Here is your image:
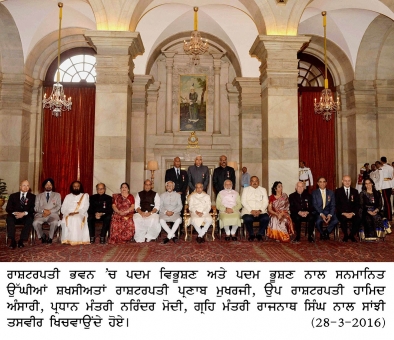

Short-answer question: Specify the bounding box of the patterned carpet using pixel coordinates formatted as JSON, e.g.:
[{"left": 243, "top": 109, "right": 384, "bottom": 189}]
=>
[{"left": 1, "top": 227, "right": 393, "bottom": 262}]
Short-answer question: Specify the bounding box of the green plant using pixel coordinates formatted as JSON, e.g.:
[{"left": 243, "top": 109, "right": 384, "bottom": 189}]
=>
[{"left": 0, "top": 178, "right": 8, "bottom": 199}]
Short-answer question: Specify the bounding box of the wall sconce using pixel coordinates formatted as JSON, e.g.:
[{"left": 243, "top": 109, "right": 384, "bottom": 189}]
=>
[
  {"left": 147, "top": 160, "right": 159, "bottom": 189},
  {"left": 227, "top": 161, "right": 238, "bottom": 171}
]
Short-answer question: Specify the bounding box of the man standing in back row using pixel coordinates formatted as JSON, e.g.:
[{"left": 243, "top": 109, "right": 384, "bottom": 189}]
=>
[
  {"left": 212, "top": 155, "right": 236, "bottom": 195},
  {"left": 299, "top": 161, "right": 313, "bottom": 192},
  {"left": 188, "top": 155, "right": 209, "bottom": 193}
]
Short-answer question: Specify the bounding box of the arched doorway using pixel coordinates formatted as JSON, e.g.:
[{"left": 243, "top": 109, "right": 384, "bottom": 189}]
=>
[
  {"left": 41, "top": 47, "right": 96, "bottom": 198},
  {"left": 298, "top": 52, "right": 337, "bottom": 190}
]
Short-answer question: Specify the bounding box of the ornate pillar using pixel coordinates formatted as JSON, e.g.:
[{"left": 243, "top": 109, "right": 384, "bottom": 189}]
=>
[
  {"left": 212, "top": 52, "right": 224, "bottom": 134},
  {"left": 84, "top": 30, "right": 144, "bottom": 194},
  {"left": 163, "top": 52, "right": 176, "bottom": 134},
  {"left": 232, "top": 78, "right": 262, "bottom": 181},
  {"left": 250, "top": 35, "right": 310, "bottom": 190}
]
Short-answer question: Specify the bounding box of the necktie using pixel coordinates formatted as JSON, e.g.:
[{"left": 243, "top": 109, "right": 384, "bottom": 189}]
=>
[
  {"left": 177, "top": 169, "right": 179, "bottom": 178},
  {"left": 346, "top": 188, "right": 349, "bottom": 199},
  {"left": 321, "top": 190, "right": 326, "bottom": 209},
  {"left": 20, "top": 193, "right": 26, "bottom": 207},
  {"left": 46, "top": 192, "right": 50, "bottom": 202}
]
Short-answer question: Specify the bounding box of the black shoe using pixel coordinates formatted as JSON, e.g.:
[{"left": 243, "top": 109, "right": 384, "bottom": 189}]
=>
[
  {"left": 18, "top": 240, "right": 24, "bottom": 248},
  {"left": 47, "top": 238, "right": 52, "bottom": 244},
  {"left": 10, "top": 239, "right": 17, "bottom": 249},
  {"left": 201, "top": 237, "right": 205, "bottom": 243},
  {"left": 256, "top": 234, "right": 263, "bottom": 241},
  {"left": 100, "top": 237, "right": 105, "bottom": 244},
  {"left": 342, "top": 236, "right": 348, "bottom": 242},
  {"left": 232, "top": 236, "right": 237, "bottom": 241},
  {"left": 225, "top": 236, "right": 231, "bottom": 241},
  {"left": 248, "top": 235, "right": 255, "bottom": 242},
  {"left": 172, "top": 237, "right": 178, "bottom": 243},
  {"left": 325, "top": 231, "right": 330, "bottom": 240},
  {"left": 308, "top": 236, "right": 314, "bottom": 243},
  {"left": 349, "top": 236, "right": 357, "bottom": 243},
  {"left": 41, "top": 234, "right": 48, "bottom": 244},
  {"left": 162, "top": 237, "right": 170, "bottom": 244},
  {"left": 197, "top": 237, "right": 203, "bottom": 243},
  {"left": 90, "top": 237, "right": 95, "bottom": 244}
]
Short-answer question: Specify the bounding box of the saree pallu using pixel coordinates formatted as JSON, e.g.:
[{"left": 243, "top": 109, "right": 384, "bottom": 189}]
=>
[{"left": 267, "top": 194, "right": 294, "bottom": 242}]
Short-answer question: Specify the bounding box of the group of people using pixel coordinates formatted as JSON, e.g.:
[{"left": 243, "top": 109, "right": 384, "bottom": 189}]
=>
[{"left": 5, "top": 154, "right": 393, "bottom": 249}]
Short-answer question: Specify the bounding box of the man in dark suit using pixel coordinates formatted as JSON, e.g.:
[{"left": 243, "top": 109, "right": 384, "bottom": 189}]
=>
[
  {"left": 88, "top": 182, "right": 113, "bottom": 244},
  {"left": 188, "top": 155, "right": 209, "bottom": 193},
  {"left": 165, "top": 156, "right": 189, "bottom": 204},
  {"left": 312, "top": 177, "right": 339, "bottom": 240},
  {"left": 6, "top": 180, "right": 36, "bottom": 249},
  {"left": 335, "top": 175, "right": 360, "bottom": 242},
  {"left": 289, "top": 181, "right": 315, "bottom": 243},
  {"left": 212, "top": 155, "right": 236, "bottom": 195}
]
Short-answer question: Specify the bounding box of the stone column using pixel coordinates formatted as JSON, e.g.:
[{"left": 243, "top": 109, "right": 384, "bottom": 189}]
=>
[
  {"left": 250, "top": 35, "right": 310, "bottom": 190},
  {"left": 163, "top": 52, "right": 176, "bottom": 134},
  {"left": 211, "top": 53, "right": 225, "bottom": 134},
  {"left": 84, "top": 31, "right": 144, "bottom": 194},
  {"left": 129, "top": 75, "right": 153, "bottom": 194},
  {"left": 232, "top": 78, "right": 262, "bottom": 181}
]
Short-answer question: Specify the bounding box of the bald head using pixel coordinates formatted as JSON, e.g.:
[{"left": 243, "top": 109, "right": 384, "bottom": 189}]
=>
[
  {"left": 342, "top": 175, "right": 351, "bottom": 188},
  {"left": 20, "top": 180, "right": 30, "bottom": 193},
  {"left": 295, "top": 181, "right": 304, "bottom": 194}
]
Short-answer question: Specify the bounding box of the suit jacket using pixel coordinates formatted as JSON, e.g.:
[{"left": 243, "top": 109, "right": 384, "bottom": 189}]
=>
[
  {"left": 312, "top": 188, "right": 336, "bottom": 216},
  {"left": 335, "top": 186, "right": 359, "bottom": 217},
  {"left": 34, "top": 191, "right": 61, "bottom": 216},
  {"left": 6, "top": 191, "right": 36, "bottom": 218},
  {"left": 165, "top": 167, "right": 189, "bottom": 196},
  {"left": 88, "top": 193, "right": 113, "bottom": 217},
  {"left": 289, "top": 190, "right": 314, "bottom": 215},
  {"left": 187, "top": 165, "right": 209, "bottom": 192},
  {"left": 212, "top": 166, "right": 236, "bottom": 194}
]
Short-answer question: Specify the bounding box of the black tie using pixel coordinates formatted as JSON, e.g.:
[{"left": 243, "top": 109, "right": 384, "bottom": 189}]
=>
[
  {"left": 46, "top": 192, "right": 50, "bottom": 202},
  {"left": 176, "top": 169, "right": 179, "bottom": 178},
  {"left": 346, "top": 188, "right": 349, "bottom": 199},
  {"left": 20, "top": 193, "right": 26, "bottom": 207}
]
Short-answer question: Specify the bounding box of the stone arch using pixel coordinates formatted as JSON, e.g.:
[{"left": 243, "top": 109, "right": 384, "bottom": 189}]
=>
[
  {"left": 303, "top": 35, "right": 354, "bottom": 88},
  {"left": 0, "top": 4, "right": 24, "bottom": 74},
  {"left": 25, "top": 28, "right": 93, "bottom": 81},
  {"left": 287, "top": 0, "right": 313, "bottom": 35},
  {"left": 355, "top": 15, "right": 394, "bottom": 80},
  {"left": 145, "top": 32, "right": 242, "bottom": 77}
]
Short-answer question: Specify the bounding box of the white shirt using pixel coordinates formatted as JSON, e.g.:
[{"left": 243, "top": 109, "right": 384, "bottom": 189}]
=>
[
  {"left": 241, "top": 186, "right": 268, "bottom": 215},
  {"left": 380, "top": 164, "right": 393, "bottom": 189}
]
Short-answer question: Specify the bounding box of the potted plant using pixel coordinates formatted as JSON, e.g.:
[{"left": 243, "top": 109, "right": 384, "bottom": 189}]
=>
[{"left": 0, "top": 178, "right": 8, "bottom": 211}]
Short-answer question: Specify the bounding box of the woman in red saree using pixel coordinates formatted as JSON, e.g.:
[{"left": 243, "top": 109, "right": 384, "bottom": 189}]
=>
[
  {"left": 108, "top": 183, "right": 135, "bottom": 244},
  {"left": 267, "top": 181, "right": 294, "bottom": 242}
]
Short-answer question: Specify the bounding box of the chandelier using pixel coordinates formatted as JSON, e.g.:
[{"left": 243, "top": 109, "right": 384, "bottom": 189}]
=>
[
  {"left": 314, "top": 11, "right": 339, "bottom": 121},
  {"left": 42, "top": 2, "right": 72, "bottom": 117},
  {"left": 183, "top": 7, "right": 209, "bottom": 65}
]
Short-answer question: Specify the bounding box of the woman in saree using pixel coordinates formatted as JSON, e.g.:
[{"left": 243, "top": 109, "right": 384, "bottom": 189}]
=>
[
  {"left": 359, "top": 178, "right": 383, "bottom": 238},
  {"left": 267, "top": 181, "right": 294, "bottom": 242},
  {"left": 108, "top": 182, "right": 135, "bottom": 244}
]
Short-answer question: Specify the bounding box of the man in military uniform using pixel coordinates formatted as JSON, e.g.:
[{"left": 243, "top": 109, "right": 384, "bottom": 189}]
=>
[{"left": 299, "top": 161, "right": 313, "bottom": 191}]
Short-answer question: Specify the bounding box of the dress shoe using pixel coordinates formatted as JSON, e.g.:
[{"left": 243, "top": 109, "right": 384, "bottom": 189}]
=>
[
  {"left": 308, "top": 236, "right": 314, "bottom": 243},
  {"left": 201, "top": 237, "right": 205, "bottom": 243},
  {"left": 90, "top": 237, "right": 95, "bottom": 244},
  {"left": 47, "top": 238, "right": 53, "bottom": 244},
  {"left": 225, "top": 236, "right": 231, "bottom": 241},
  {"left": 231, "top": 236, "right": 237, "bottom": 241},
  {"left": 162, "top": 237, "right": 170, "bottom": 244},
  {"left": 248, "top": 235, "right": 255, "bottom": 242},
  {"left": 291, "top": 239, "right": 300, "bottom": 244},
  {"left": 256, "top": 234, "right": 263, "bottom": 241},
  {"left": 342, "top": 236, "right": 348, "bottom": 242},
  {"left": 172, "top": 237, "right": 178, "bottom": 243},
  {"left": 325, "top": 231, "right": 330, "bottom": 240},
  {"left": 41, "top": 234, "right": 48, "bottom": 244},
  {"left": 349, "top": 236, "right": 357, "bottom": 243},
  {"left": 9, "top": 239, "right": 17, "bottom": 249},
  {"left": 18, "top": 240, "right": 24, "bottom": 248},
  {"left": 196, "top": 236, "right": 203, "bottom": 243},
  {"left": 100, "top": 237, "right": 105, "bottom": 244}
]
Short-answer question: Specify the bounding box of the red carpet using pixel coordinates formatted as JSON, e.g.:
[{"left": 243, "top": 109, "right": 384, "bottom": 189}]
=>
[{"left": 1, "top": 228, "right": 393, "bottom": 262}]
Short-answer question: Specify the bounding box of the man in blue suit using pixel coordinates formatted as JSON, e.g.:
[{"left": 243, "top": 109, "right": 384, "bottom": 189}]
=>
[{"left": 312, "top": 177, "right": 338, "bottom": 240}]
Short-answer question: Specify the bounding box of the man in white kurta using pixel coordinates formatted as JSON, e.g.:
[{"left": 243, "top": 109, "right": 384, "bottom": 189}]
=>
[
  {"left": 133, "top": 180, "right": 161, "bottom": 242},
  {"left": 216, "top": 180, "right": 242, "bottom": 241},
  {"left": 241, "top": 176, "right": 269, "bottom": 241},
  {"left": 61, "top": 181, "right": 90, "bottom": 245},
  {"left": 159, "top": 181, "right": 183, "bottom": 244},
  {"left": 188, "top": 182, "right": 212, "bottom": 243}
]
